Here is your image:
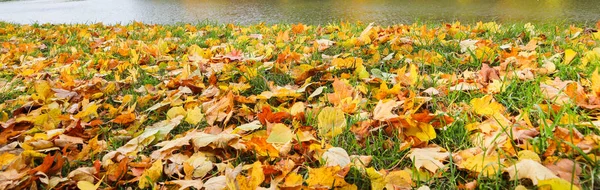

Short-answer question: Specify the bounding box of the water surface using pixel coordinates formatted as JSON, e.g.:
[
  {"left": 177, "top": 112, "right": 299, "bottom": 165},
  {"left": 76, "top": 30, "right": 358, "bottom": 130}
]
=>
[{"left": 0, "top": 0, "right": 599, "bottom": 25}]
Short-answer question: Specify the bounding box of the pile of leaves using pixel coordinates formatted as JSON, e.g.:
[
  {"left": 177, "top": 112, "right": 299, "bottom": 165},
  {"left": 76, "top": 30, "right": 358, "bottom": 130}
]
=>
[{"left": 1, "top": 21, "right": 600, "bottom": 189}]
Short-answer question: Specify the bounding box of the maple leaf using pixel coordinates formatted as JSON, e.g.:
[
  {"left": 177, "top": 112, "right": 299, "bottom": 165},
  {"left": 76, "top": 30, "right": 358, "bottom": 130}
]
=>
[
  {"left": 281, "top": 172, "right": 303, "bottom": 188},
  {"left": 245, "top": 137, "right": 279, "bottom": 158},
  {"left": 106, "top": 157, "right": 128, "bottom": 182},
  {"left": 408, "top": 146, "right": 449, "bottom": 173},
  {"left": 257, "top": 105, "right": 291, "bottom": 125},
  {"left": 305, "top": 166, "right": 353, "bottom": 189},
  {"left": 236, "top": 162, "right": 265, "bottom": 190},
  {"left": 327, "top": 78, "right": 354, "bottom": 106},
  {"left": 373, "top": 100, "right": 399, "bottom": 121},
  {"left": 183, "top": 153, "right": 213, "bottom": 179},
  {"left": 470, "top": 95, "right": 505, "bottom": 116},
  {"left": 139, "top": 159, "right": 163, "bottom": 189},
  {"left": 291, "top": 23, "right": 307, "bottom": 34},
  {"left": 112, "top": 112, "right": 136, "bottom": 125},
  {"left": 545, "top": 159, "right": 582, "bottom": 186},
  {"left": 478, "top": 63, "right": 500, "bottom": 84},
  {"left": 505, "top": 159, "right": 559, "bottom": 185},
  {"left": 404, "top": 122, "right": 437, "bottom": 141},
  {"left": 224, "top": 48, "right": 243, "bottom": 61},
  {"left": 185, "top": 106, "right": 204, "bottom": 125},
  {"left": 458, "top": 152, "right": 503, "bottom": 177},
  {"left": 167, "top": 106, "right": 187, "bottom": 119},
  {"left": 315, "top": 39, "right": 335, "bottom": 51},
  {"left": 317, "top": 107, "right": 347, "bottom": 138}
]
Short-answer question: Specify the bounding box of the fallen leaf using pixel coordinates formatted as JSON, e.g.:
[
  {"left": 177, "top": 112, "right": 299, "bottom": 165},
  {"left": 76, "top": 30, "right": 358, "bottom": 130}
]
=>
[
  {"left": 505, "top": 159, "right": 558, "bottom": 185},
  {"left": 185, "top": 106, "right": 204, "bottom": 125},
  {"left": 266, "top": 123, "right": 293, "bottom": 144},
  {"left": 373, "top": 100, "right": 399, "bottom": 121},
  {"left": 306, "top": 166, "right": 352, "bottom": 189},
  {"left": 322, "top": 147, "right": 351, "bottom": 167},
  {"left": 317, "top": 107, "right": 347, "bottom": 138},
  {"left": 408, "top": 146, "right": 448, "bottom": 173},
  {"left": 538, "top": 178, "right": 580, "bottom": 190},
  {"left": 470, "top": 95, "right": 505, "bottom": 116},
  {"left": 563, "top": 49, "right": 577, "bottom": 64},
  {"left": 139, "top": 159, "right": 163, "bottom": 189},
  {"left": 77, "top": 176, "right": 104, "bottom": 190}
]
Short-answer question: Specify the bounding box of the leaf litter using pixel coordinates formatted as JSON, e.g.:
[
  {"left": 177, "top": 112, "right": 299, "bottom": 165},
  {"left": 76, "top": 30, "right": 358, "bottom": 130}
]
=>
[{"left": 0, "top": 21, "right": 600, "bottom": 189}]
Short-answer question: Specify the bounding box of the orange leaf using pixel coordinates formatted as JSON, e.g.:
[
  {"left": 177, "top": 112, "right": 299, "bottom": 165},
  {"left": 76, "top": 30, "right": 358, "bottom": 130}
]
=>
[{"left": 112, "top": 112, "right": 136, "bottom": 124}]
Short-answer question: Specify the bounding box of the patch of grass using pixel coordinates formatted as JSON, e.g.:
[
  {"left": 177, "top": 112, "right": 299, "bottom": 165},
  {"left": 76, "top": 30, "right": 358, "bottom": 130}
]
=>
[
  {"left": 331, "top": 127, "right": 411, "bottom": 170},
  {"left": 432, "top": 119, "right": 472, "bottom": 151},
  {"left": 0, "top": 90, "right": 25, "bottom": 104},
  {"left": 494, "top": 79, "right": 544, "bottom": 114},
  {"left": 345, "top": 167, "right": 372, "bottom": 189}
]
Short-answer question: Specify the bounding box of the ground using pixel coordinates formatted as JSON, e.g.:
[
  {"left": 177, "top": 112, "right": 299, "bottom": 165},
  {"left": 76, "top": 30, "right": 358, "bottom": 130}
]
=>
[{"left": 0, "top": 21, "right": 599, "bottom": 189}]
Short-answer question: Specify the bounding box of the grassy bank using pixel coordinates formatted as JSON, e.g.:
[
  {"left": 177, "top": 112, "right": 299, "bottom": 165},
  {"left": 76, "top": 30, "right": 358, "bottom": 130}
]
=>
[{"left": 0, "top": 21, "right": 599, "bottom": 189}]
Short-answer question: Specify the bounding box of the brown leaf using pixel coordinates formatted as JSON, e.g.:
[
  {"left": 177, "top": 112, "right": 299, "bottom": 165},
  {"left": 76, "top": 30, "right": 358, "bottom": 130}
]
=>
[
  {"left": 478, "top": 63, "right": 500, "bottom": 85},
  {"left": 545, "top": 159, "right": 582, "bottom": 185}
]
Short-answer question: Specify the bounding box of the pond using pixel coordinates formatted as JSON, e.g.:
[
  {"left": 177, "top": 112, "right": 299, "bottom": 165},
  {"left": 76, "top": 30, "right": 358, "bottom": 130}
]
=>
[{"left": 0, "top": 0, "right": 599, "bottom": 25}]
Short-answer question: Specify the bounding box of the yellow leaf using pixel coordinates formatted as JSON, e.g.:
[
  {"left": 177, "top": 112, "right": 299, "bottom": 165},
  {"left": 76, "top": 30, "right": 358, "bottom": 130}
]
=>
[
  {"left": 366, "top": 168, "right": 385, "bottom": 190},
  {"left": 139, "top": 160, "right": 163, "bottom": 189},
  {"left": 236, "top": 161, "right": 264, "bottom": 190},
  {"left": 593, "top": 32, "right": 600, "bottom": 40},
  {"left": 317, "top": 107, "right": 347, "bottom": 138},
  {"left": 0, "top": 153, "right": 17, "bottom": 168},
  {"left": 517, "top": 150, "right": 541, "bottom": 163},
  {"left": 77, "top": 176, "right": 104, "bottom": 190},
  {"left": 385, "top": 170, "right": 413, "bottom": 190},
  {"left": 282, "top": 172, "right": 303, "bottom": 188},
  {"left": 460, "top": 153, "right": 501, "bottom": 177},
  {"left": 74, "top": 101, "right": 100, "bottom": 122},
  {"left": 76, "top": 181, "right": 97, "bottom": 190},
  {"left": 167, "top": 106, "right": 187, "bottom": 120},
  {"left": 266, "top": 123, "right": 293, "bottom": 144},
  {"left": 591, "top": 68, "right": 600, "bottom": 96},
  {"left": 355, "top": 64, "right": 370, "bottom": 80},
  {"left": 563, "top": 49, "right": 577, "bottom": 65},
  {"left": 515, "top": 185, "right": 528, "bottom": 190},
  {"left": 407, "top": 64, "right": 419, "bottom": 86},
  {"left": 34, "top": 80, "right": 52, "bottom": 100},
  {"left": 91, "top": 92, "right": 104, "bottom": 99},
  {"left": 306, "top": 166, "right": 351, "bottom": 189},
  {"left": 470, "top": 95, "right": 504, "bottom": 116},
  {"left": 185, "top": 106, "right": 204, "bottom": 125},
  {"left": 474, "top": 46, "right": 495, "bottom": 63},
  {"left": 1, "top": 111, "right": 8, "bottom": 122},
  {"left": 405, "top": 122, "right": 436, "bottom": 141},
  {"left": 538, "top": 178, "right": 580, "bottom": 190}
]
